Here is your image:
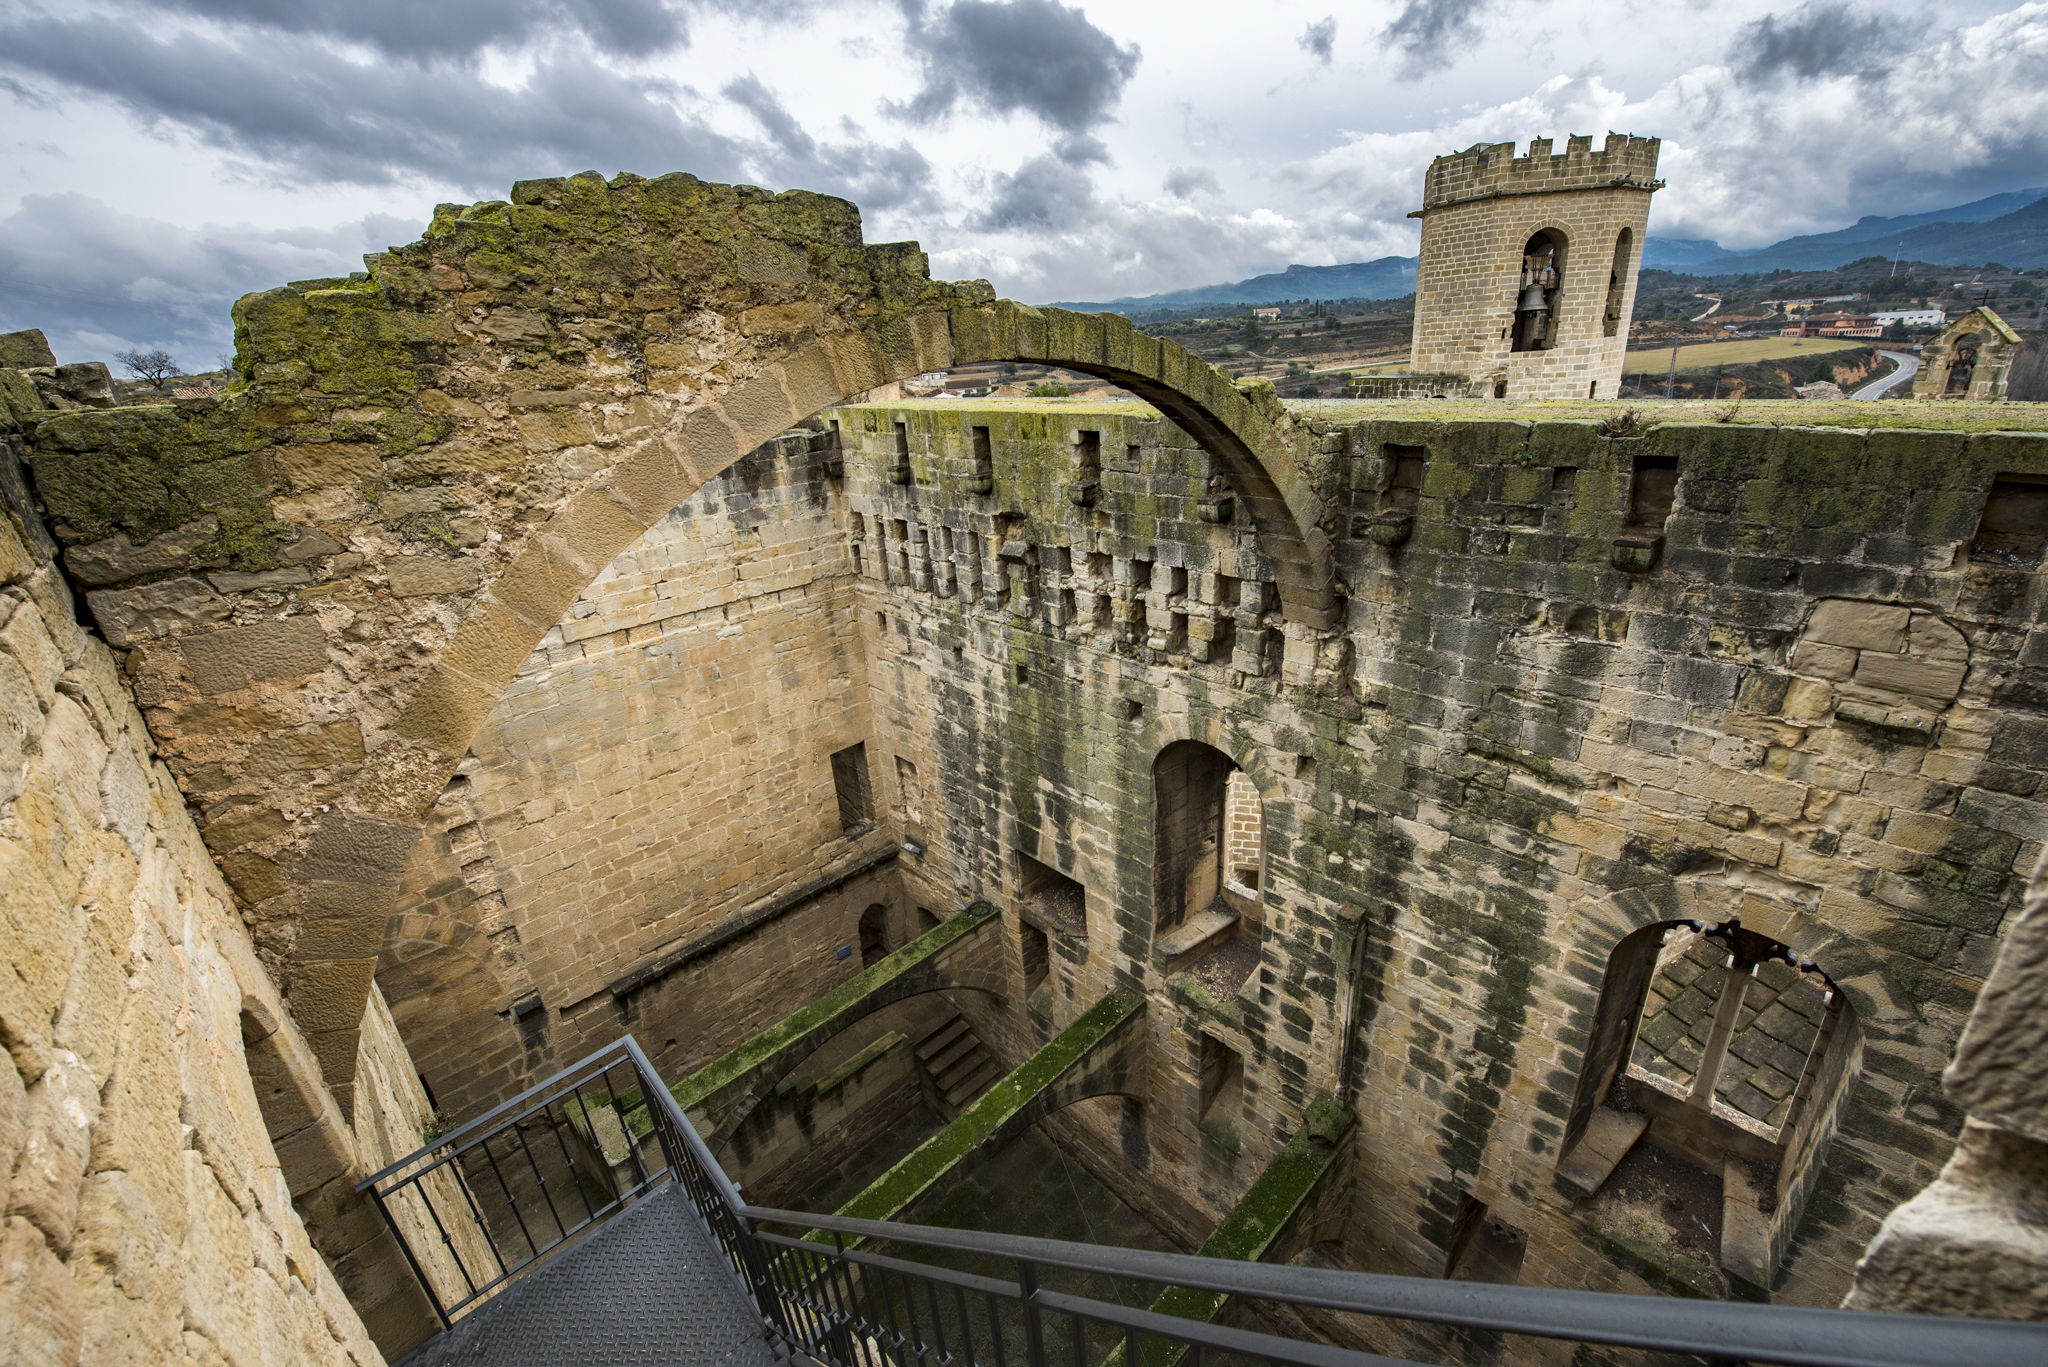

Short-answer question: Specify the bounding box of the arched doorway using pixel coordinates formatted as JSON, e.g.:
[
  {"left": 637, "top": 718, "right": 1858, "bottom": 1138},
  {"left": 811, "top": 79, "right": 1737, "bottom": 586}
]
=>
[
  {"left": 1946, "top": 332, "right": 1982, "bottom": 394},
  {"left": 858, "top": 903, "right": 890, "bottom": 967},
  {"left": 1152, "top": 742, "right": 1264, "bottom": 996}
]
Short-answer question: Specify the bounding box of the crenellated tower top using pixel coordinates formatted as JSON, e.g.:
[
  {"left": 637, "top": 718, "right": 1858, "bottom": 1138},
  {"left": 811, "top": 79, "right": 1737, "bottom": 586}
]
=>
[{"left": 1415, "top": 133, "right": 1663, "bottom": 216}]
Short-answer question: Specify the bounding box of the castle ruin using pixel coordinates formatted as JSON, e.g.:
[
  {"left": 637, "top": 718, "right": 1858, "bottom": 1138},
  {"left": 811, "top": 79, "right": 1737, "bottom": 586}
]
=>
[{"left": 3, "top": 152, "right": 2048, "bottom": 1367}]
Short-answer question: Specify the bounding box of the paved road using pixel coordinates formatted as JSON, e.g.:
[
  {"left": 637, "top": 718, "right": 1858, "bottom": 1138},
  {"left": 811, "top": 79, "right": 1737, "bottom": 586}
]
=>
[{"left": 1852, "top": 350, "right": 1920, "bottom": 399}]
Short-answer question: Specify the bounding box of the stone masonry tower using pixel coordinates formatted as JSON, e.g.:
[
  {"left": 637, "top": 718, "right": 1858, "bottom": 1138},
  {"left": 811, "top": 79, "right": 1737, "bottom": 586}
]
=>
[{"left": 1408, "top": 133, "right": 1662, "bottom": 400}]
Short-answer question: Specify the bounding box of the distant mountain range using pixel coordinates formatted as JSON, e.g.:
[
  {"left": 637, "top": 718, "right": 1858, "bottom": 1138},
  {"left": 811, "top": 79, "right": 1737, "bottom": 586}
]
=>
[
  {"left": 1644, "top": 187, "right": 2048, "bottom": 274},
  {"left": 1055, "top": 187, "right": 2047, "bottom": 314},
  {"left": 1054, "top": 257, "right": 1417, "bottom": 313}
]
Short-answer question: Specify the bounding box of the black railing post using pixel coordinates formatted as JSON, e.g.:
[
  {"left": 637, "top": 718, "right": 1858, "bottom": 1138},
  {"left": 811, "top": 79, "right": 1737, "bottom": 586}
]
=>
[
  {"left": 367, "top": 1184, "right": 452, "bottom": 1332},
  {"left": 1019, "top": 1262, "right": 1048, "bottom": 1367},
  {"left": 735, "top": 1213, "right": 801, "bottom": 1350}
]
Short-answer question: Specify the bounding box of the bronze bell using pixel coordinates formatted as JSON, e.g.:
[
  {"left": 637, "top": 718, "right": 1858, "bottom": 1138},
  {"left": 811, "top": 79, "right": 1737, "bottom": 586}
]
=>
[{"left": 1518, "top": 282, "right": 1551, "bottom": 314}]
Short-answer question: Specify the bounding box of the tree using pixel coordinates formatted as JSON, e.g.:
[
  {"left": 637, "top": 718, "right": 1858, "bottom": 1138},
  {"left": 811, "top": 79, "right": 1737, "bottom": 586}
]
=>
[
  {"left": 115, "top": 348, "right": 182, "bottom": 389},
  {"left": 1026, "top": 381, "right": 1071, "bottom": 398},
  {"left": 1884, "top": 320, "right": 1909, "bottom": 342},
  {"left": 1239, "top": 317, "right": 1268, "bottom": 348}
]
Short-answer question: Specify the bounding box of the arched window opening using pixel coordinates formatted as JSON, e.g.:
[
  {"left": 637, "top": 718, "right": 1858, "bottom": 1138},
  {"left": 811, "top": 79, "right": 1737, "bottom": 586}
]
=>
[
  {"left": 1946, "top": 332, "right": 1983, "bottom": 395},
  {"left": 858, "top": 903, "right": 890, "bottom": 967},
  {"left": 1511, "top": 229, "right": 1567, "bottom": 353},
  {"left": 1153, "top": 741, "right": 1263, "bottom": 996},
  {"left": 1558, "top": 918, "right": 1859, "bottom": 1290},
  {"left": 1602, "top": 228, "right": 1634, "bottom": 338}
]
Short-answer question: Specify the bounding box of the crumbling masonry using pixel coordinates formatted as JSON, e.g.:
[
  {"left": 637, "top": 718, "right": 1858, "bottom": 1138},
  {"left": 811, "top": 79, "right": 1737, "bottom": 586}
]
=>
[{"left": 4, "top": 164, "right": 2048, "bottom": 1367}]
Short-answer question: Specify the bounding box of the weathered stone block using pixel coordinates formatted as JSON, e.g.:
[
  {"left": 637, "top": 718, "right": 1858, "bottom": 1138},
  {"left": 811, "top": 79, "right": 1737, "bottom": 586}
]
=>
[
  {"left": 181, "top": 618, "right": 328, "bottom": 694},
  {"left": 0, "top": 1216, "right": 84, "bottom": 1367},
  {"left": 515, "top": 409, "right": 600, "bottom": 454},
  {"left": 65, "top": 516, "right": 220, "bottom": 587},
  {"left": 386, "top": 555, "right": 480, "bottom": 598},
  {"left": 86, "top": 577, "right": 229, "bottom": 646},
  {"left": 298, "top": 811, "right": 421, "bottom": 889},
  {"left": 1807, "top": 599, "right": 1910, "bottom": 652},
  {"left": 274, "top": 443, "right": 383, "bottom": 489},
  {"left": 1855, "top": 651, "right": 1967, "bottom": 702},
  {"left": 1788, "top": 640, "right": 1855, "bottom": 680}
]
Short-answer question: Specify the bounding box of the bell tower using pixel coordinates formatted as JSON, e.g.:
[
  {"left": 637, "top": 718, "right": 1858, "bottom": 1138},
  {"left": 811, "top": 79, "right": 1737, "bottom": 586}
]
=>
[{"left": 1407, "top": 133, "right": 1662, "bottom": 400}]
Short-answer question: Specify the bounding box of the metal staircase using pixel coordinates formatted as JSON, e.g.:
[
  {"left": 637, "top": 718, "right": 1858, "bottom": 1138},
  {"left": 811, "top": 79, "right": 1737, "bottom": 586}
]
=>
[{"left": 362, "top": 1038, "right": 2048, "bottom": 1367}]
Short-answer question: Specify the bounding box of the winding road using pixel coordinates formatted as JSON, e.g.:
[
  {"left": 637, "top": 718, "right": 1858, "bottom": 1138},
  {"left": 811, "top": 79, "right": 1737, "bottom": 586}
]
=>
[{"left": 1851, "top": 350, "right": 1920, "bottom": 400}]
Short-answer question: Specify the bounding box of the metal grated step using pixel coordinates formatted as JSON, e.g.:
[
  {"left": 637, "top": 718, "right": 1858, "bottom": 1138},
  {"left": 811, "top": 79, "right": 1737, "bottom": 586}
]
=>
[{"left": 395, "top": 1185, "right": 779, "bottom": 1367}]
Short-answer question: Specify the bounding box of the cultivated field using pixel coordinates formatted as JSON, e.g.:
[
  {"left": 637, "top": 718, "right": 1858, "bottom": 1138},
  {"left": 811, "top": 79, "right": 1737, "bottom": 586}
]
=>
[{"left": 1620, "top": 337, "right": 1870, "bottom": 374}]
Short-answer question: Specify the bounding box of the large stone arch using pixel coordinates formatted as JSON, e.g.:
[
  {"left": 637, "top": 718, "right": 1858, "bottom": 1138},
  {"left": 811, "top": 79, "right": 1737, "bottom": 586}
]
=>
[{"left": 22, "top": 171, "right": 1337, "bottom": 1107}]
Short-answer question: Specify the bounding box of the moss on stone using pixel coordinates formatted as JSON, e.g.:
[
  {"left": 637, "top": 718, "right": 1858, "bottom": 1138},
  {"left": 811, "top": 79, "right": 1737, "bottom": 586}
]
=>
[
  {"left": 1100, "top": 1098, "right": 1354, "bottom": 1367},
  {"left": 673, "top": 902, "right": 997, "bottom": 1113},
  {"left": 1293, "top": 397, "right": 2048, "bottom": 434},
  {"left": 25, "top": 400, "right": 292, "bottom": 565},
  {"left": 816, "top": 990, "right": 1143, "bottom": 1237}
]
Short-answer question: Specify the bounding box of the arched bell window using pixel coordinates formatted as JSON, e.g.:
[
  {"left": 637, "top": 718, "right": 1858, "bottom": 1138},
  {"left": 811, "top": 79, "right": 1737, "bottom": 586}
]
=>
[
  {"left": 1603, "top": 228, "right": 1633, "bottom": 338},
  {"left": 1511, "top": 229, "right": 1568, "bottom": 352}
]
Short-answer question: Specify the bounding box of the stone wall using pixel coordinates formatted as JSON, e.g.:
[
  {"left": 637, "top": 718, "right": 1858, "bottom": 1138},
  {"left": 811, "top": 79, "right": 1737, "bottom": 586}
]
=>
[
  {"left": 1409, "top": 135, "right": 1660, "bottom": 400},
  {"left": 1847, "top": 847, "right": 2048, "bottom": 1320},
  {"left": 377, "top": 431, "right": 927, "bottom": 1118},
  {"left": 5, "top": 172, "right": 1341, "bottom": 1098},
  {"left": 826, "top": 397, "right": 2048, "bottom": 1322},
  {"left": 722, "top": 1029, "right": 932, "bottom": 1206},
  {"left": 2, "top": 360, "right": 397, "bottom": 1364}
]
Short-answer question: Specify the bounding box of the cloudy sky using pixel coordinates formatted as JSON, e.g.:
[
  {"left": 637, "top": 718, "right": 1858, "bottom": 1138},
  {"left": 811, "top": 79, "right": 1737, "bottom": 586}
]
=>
[{"left": 2, "top": 0, "right": 2044, "bottom": 365}]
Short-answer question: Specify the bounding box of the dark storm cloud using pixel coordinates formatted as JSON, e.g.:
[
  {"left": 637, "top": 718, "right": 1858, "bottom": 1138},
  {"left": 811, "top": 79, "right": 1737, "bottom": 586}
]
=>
[
  {"left": 1298, "top": 16, "right": 1336, "bottom": 65},
  {"left": 0, "top": 194, "right": 417, "bottom": 363},
  {"left": 1163, "top": 167, "right": 1220, "bottom": 199},
  {"left": 973, "top": 154, "right": 1098, "bottom": 230},
  {"left": 724, "top": 74, "right": 937, "bottom": 208},
  {"left": 897, "top": 0, "right": 1140, "bottom": 134},
  {"left": 144, "top": 0, "right": 697, "bottom": 59},
  {"left": 0, "top": 16, "right": 747, "bottom": 190},
  {"left": 1053, "top": 134, "right": 1109, "bottom": 166},
  {"left": 1732, "top": 1, "right": 1923, "bottom": 84},
  {"left": 1380, "top": 0, "right": 1493, "bottom": 80}
]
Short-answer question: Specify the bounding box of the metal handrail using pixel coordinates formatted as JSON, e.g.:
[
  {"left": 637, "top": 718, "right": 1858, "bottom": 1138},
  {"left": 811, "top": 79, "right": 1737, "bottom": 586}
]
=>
[
  {"left": 357, "top": 1039, "right": 671, "bottom": 1327},
  {"left": 369, "top": 1035, "right": 2048, "bottom": 1367}
]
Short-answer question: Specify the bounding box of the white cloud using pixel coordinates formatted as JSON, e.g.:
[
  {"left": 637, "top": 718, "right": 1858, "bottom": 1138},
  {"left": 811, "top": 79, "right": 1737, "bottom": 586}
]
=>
[{"left": 0, "top": 0, "right": 2041, "bottom": 356}]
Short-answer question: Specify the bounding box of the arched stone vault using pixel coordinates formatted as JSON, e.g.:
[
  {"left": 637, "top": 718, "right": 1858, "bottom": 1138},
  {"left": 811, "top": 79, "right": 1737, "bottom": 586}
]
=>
[{"left": 20, "top": 170, "right": 1337, "bottom": 1105}]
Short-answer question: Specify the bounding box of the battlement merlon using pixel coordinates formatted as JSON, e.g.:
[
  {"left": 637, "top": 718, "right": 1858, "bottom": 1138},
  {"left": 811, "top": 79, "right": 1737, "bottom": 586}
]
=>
[{"left": 1414, "top": 133, "right": 1663, "bottom": 216}]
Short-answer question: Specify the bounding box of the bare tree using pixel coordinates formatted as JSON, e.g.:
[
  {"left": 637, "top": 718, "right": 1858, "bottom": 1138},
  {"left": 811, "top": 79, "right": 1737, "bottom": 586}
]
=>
[{"left": 114, "top": 348, "right": 183, "bottom": 389}]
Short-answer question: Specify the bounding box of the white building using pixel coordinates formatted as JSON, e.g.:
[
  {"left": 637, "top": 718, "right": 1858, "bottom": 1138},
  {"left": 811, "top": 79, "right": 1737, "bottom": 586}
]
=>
[{"left": 1872, "top": 309, "right": 1946, "bottom": 329}]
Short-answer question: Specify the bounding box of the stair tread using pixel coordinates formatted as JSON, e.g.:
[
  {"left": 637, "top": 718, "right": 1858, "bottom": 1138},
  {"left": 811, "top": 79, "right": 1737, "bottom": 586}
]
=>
[
  {"left": 943, "top": 1057, "right": 1003, "bottom": 1104},
  {"left": 926, "top": 1034, "right": 982, "bottom": 1074},
  {"left": 916, "top": 1018, "right": 971, "bottom": 1058}
]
